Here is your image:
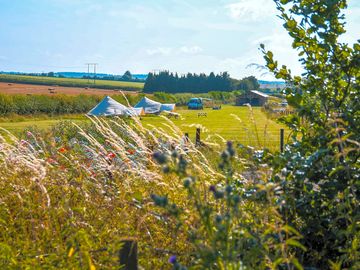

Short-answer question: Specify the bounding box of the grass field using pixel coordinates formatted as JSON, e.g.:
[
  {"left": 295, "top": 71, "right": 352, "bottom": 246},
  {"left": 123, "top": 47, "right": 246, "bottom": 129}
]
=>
[
  {"left": 0, "top": 74, "right": 144, "bottom": 91},
  {"left": 0, "top": 106, "right": 288, "bottom": 151}
]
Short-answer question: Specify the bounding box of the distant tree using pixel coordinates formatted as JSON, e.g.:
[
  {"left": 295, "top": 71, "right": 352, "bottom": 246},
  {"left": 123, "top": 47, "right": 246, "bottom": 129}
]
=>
[
  {"left": 122, "top": 70, "right": 133, "bottom": 81},
  {"left": 143, "top": 71, "right": 236, "bottom": 93},
  {"left": 236, "top": 76, "right": 260, "bottom": 92},
  {"left": 47, "top": 72, "right": 55, "bottom": 77},
  {"left": 246, "top": 76, "right": 260, "bottom": 89}
]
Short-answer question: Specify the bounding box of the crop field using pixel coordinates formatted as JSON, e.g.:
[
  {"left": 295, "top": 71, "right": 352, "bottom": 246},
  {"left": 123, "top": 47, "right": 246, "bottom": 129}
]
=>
[
  {"left": 0, "top": 74, "right": 144, "bottom": 91},
  {"left": 0, "top": 82, "right": 141, "bottom": 96},
  {"left": 0, "top": 106, "right": 288, "bottom": 151}
]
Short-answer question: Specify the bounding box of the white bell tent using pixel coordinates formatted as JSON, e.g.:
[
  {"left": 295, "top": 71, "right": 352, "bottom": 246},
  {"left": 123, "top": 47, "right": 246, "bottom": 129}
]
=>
[
  {"left": 135, "top": 97, "right": 176, "bottom": 114},
  {"left": 134, "top": 97, "right": 162, "bottom": 114},
  {"left": 88, "top": 96, "right": 143, "bottom": 116},
  {"left": 160, "top": 103, "right": 176, "bottom": 112}
]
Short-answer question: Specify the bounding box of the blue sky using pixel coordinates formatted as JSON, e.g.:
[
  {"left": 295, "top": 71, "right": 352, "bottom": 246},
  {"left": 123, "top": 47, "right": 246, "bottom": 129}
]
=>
[{"left": 0, "top": 0, "right": 359, "bottom": 79}]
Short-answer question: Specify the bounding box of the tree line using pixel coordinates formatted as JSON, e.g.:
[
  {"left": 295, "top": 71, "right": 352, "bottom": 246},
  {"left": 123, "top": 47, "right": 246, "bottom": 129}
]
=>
[{"left": 143, "top": 71, "right": 260, "bottom": 93}]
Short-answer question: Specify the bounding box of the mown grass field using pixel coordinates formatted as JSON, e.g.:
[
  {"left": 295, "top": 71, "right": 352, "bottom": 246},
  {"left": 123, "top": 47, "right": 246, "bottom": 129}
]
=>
[
  {"left": 0, "top": 106, "right": 288, "bottom": 151},
  {"left": 0, "top": 74, "right": 144, "bottom": 91}
]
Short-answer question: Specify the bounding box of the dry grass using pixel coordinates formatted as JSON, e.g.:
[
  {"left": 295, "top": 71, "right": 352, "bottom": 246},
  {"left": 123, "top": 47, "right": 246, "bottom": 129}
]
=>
[{"left": 0, "top": 116, "right": 220, "bottom": 268}]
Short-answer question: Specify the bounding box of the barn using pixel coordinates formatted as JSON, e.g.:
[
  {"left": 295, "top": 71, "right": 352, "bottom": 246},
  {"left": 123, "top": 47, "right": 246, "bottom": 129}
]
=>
[{"left": 236, "top": 90, "right": 269, "bottom": 106}]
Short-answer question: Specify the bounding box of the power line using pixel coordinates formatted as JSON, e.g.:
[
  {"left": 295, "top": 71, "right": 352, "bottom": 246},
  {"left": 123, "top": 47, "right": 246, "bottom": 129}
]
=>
[{"left": 85, "top": 63, "right": 98, "bottom": 85}]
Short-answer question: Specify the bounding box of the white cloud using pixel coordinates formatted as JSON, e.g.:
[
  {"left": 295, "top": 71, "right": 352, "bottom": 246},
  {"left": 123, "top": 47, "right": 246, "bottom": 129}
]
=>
[
  {"left": 146, "top": 46, "right": 203, "bottom": 56},
  {"left": 226, "top": 0, "right": 276, "bottom": 21},
  {"left": 179, "top": 46, "right": 203, "bottom": 54},
  {"left": 341, "top": 4, "right": 360, "bottom": 45},
  {"left": 146, "top": 47, "right": 173, "bottom": 56}
]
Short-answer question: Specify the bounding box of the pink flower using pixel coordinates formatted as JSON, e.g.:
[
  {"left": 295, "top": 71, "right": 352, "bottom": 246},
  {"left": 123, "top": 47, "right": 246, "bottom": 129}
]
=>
[
  {"left": 20, "top": 140, "right": 28, "bottom": 146},
  {"left": 46, "top": 158, "right": 57, "bottom": 164}
]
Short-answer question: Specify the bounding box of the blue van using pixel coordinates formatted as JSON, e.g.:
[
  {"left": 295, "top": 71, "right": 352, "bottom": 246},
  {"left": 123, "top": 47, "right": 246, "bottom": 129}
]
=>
[{"left": 188, "top": 98, "right": 203, "bottom": 110}]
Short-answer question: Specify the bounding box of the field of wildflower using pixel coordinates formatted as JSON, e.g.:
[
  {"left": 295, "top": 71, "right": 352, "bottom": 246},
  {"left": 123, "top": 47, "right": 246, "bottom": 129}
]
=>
[{"left": 0, "top": 113, "right": 299, "bottom": 269}]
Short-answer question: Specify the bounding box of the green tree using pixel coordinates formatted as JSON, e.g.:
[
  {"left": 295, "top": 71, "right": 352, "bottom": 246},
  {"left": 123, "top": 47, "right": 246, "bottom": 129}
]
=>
[
  {"left": 261, "top": 0, "right": 359, "bottom": 268},
  {"left": 122, "top": 70, "right": 133, "bottom": 81},
  {"left": 235, "top": 76, "right": 260, "bottom": 92}
]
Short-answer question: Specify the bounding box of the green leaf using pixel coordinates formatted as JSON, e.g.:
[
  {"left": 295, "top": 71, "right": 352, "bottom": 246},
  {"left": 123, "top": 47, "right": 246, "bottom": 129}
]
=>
[
  {"left": 291, "top": 258, "right": 304, "bottom": 270},
  {"left": 267, "top": 51, "right": 274, "bottom": 59},
  {"left": 286, "top": 19, "right": 297, "bottom": 29},
  {"left": 282, "top": 225, "right": 301, "bottom": 237},
  {"left": 286, "top": 239, "right": 307, "bottom": 251}
]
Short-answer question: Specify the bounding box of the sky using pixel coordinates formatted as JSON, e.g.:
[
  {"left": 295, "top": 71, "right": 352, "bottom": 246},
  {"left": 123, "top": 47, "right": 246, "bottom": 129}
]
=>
[{"left": 0, "top": 0, "right": 359, "bottom": 80}]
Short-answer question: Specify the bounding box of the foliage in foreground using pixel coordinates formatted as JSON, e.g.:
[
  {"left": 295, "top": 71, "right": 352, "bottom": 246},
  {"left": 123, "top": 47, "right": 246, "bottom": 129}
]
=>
[
  {"left": 0, "top": 117, "right": 295, "bottom": 269},
  {"left": 260, "top": 0, "right": 359, "bottom": 268},
  {"left": 151, "top": 142, "right": 305, "bottom": 270}
]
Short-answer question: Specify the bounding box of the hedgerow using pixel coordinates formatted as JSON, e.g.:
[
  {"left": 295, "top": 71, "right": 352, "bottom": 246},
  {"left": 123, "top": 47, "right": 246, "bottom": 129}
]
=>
[{"left": 0, "top": 94, "right": 146, "bottom": 116}]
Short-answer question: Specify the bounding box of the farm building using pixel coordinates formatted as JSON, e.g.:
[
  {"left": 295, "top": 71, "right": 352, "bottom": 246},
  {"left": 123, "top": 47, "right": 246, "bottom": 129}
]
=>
[{"left": 236, "top": 90, "right": 269, "bottom": 106}]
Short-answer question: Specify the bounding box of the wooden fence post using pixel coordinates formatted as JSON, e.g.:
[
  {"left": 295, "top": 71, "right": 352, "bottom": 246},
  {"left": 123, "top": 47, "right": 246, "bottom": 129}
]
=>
[
  {"left": 280, "top": 129, "right": 284, "bottom": 153},
  {"left": 119, "top": 240, "right": 138, "bottom": 270},
  {"left": 196, "top": 128, "right": 201, "bottom": 146}
]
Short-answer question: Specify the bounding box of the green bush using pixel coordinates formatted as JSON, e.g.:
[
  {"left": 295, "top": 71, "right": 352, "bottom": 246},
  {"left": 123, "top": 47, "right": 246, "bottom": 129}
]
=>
[
  {"left": 261, "top": 0, "right": 359, "bottom": 268},
  {"left": 0, "top": 94, "right": 102, "bottom": 115}
]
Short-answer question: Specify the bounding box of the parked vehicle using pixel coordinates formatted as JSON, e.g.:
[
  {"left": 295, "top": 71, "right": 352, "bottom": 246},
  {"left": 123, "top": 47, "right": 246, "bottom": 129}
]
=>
[{"left": 187, "top": 98, "right": 203, "bottom": 110}]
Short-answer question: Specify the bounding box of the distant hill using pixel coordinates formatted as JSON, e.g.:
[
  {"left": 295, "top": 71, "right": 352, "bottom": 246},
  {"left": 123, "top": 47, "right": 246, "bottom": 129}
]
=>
[
  {"left": 132, "top": 74, "right": 148, "bottom": 80},
  {"left": 258, "top": 80, "right": 286, "bottom": 89},
  {"left": 0, "top": 71, "right": 148, "bottom": 81},
  {"left": 56, "top": 72, "right": 109, "bottom": 78},
  {"left": 56, "top": 72, "right": 148, "bottom": 81}
]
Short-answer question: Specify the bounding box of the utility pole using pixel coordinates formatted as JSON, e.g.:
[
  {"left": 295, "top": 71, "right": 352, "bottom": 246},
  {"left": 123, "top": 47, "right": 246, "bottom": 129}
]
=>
[
  {"left": 94, "top": 63, "right": 98, "bottom": 84},
  {"left": 85, "top": 63, "right": 98, "bottom": 85}
]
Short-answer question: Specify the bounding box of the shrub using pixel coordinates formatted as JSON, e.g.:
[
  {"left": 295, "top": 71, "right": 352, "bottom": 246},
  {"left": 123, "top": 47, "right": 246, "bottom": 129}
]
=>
[{"left": 261, "top": 0, "right": 359, "bottom": 268}]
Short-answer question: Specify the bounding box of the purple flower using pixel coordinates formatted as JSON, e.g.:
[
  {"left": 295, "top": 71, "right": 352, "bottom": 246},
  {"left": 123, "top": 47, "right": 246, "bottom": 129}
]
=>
[
  {"left": 209, "top": 185, "right": 216, "bottom": 192},
  {"left": 226, "top": 141, "right": 233, "bottom": 149},
  {"left": 152, "top": 152, "right": 167, "bottom": 164},
  {"left": 168, "top": 255, "right": 177, "bottom": 264}
]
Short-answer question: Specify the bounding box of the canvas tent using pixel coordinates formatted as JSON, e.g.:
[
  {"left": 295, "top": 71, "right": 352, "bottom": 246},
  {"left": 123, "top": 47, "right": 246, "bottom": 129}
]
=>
[
  {"left": 134, "top": 97, "right": 162, "bottom": 114},
  {"left": 128, "top": 107, "right": 145, "bottom": 116},
  {"left": 160, "top": 103, "right": 176, "bottom": 112},
  {"left": 88, "top": 96, "right": 144, "bottom": 116}
]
